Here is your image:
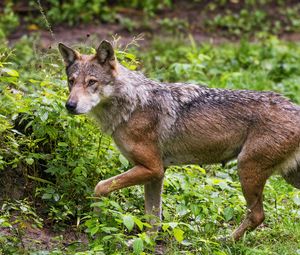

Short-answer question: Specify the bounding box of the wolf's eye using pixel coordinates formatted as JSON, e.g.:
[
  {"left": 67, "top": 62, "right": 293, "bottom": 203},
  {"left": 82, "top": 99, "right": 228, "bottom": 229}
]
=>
[{"left": 88, "top": 79, "right": 97, "bottom": 86}]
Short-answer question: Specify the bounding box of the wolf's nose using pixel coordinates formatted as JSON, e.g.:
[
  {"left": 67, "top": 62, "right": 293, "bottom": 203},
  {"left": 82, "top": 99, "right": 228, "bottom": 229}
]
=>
[{"left": 66, "top": 101, "right": 77, "bottom": 112}]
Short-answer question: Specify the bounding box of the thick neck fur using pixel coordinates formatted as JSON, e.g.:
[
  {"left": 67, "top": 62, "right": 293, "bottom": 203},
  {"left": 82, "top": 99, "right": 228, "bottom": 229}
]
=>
[{"left": 90, "top": 64, "right": 154, "bottom": 134}]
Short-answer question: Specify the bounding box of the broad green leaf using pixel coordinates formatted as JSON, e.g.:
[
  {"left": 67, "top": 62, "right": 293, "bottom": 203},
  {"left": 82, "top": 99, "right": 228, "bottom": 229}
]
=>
[
  {"left": 133, "top": 238, "right": 144, "bottom": 254},
  {"left": 58, "top": 142, "right": 68, "bottom": 147},
  {"left": 218, "top": 181, "right": 230, "bottom": 190},
  {"left": 173, "top": 228, "right": 184, "bottom": 243},
  {"left": 2, "top": 68, "right": 19, "bottom": 77},
  {"left": 223, "top": 207, "right": 234, "bottom": 221},
  {"left": 0, "top": 218, "right": 11, "bottom": 228},
  {"left": 119, "top": 154, "right": 129, "bottom": 168},
  {"left": 123, "top": 214, "right": 134, "bottom": 232},
  {"left": 40, "top": 112, "right": 48, "bottom": 122},
  {"left": 25, "top": 158, "right": 34, "bottom": 165},
  {"left": 109, "top": 201, "right": 122, "bottom": 210},
  {"left": 162, "top": 223, "right": 170, "bottom": 231},
  {"left": 169, "top": 222, "right": 178, "bottom": 229},
  {"left": 90, "top": 226, "right": 99, "bottom": 236},
  {"left": 133, "top": 217, "right": 144, "bottom": 231},
  {"left": 90, "top": 202, "right": 103, "bottom": 208},
  {"left": 92, "top": 244, "right": 104, "bottom": 252},
  {"left": 42, "top": 193, "right": 52, "bottom": 200},
  {"left": 101, "top": 227, "right": 118, "bottom": 233}
]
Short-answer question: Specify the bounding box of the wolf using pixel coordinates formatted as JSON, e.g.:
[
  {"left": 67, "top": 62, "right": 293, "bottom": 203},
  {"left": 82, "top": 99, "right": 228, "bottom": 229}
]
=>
[{"left": 58, "top": 40, "right": 300, "bottom": 240}]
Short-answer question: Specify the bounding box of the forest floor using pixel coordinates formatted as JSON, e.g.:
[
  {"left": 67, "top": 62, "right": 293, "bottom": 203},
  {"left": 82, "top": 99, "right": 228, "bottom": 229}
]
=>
[
  {"left": 2, "top": 1, "right": 300, "bottom": 254},
  {"left": 8, "top": 0, "right": 300, "bottom": 48}
]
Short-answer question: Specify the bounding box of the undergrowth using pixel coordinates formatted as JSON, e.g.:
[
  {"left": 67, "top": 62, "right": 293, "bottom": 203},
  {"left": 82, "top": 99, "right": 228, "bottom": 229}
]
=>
[
  {"left": 1, "top": 0, "right": 300, "bottom": 39},
  {"left": 0, "top": 36, "right": 300, "bottom": 254}
]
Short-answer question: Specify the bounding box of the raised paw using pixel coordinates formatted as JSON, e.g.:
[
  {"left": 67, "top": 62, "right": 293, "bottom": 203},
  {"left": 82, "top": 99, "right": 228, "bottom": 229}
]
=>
[{"left": 94, "top": 180, "right": 110, "bottom": 197}]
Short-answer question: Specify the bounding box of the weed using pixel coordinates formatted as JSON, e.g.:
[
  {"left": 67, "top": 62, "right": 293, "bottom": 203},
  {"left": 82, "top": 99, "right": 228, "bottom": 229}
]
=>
[
  {"left": 0, "top": 35, "right": 300, "bottom": 254},
  {"left": 0, "top": 2, "right": 19, "bottom": 41}
]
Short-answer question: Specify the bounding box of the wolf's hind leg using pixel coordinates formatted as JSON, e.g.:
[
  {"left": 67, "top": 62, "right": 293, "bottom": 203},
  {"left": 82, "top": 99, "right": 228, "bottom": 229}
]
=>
[
  {"left": 144, "top": 178, "right": 164, "bottom": 228},
  {"left": 232, "top": 161, "right": 270, "bottom": 240}
]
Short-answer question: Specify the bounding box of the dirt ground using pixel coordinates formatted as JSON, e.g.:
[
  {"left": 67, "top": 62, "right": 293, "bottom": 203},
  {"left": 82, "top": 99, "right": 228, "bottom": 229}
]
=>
[
  {"left": 9, "top": 18, "right": 231, "bottom": 49},
  {"left": 8, "top": 1, "right": 221, "bottom": 47},
  {"left": 8, "top": 0, "right": 300, "bottom": 48},
  {"left": 0, "top": 221, "right": 88, "bottom": 252},
  {"left": 10, "top": 22, "right": 300, "bottom": 49}
]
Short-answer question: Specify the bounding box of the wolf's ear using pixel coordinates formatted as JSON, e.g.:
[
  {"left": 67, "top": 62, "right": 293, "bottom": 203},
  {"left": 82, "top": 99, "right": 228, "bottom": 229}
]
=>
[
  {"left": 58, "top": 43, "right": 79, "bottom": 66},
  {"left": 96, "top": 40, "right": 116, "bottom": 65}
]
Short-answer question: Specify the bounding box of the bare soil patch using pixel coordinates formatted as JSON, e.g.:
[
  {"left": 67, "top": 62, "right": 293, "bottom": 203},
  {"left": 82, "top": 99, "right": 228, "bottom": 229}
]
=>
[
  {"left": 8, "top": 0, "right": 300, "bottom": 48},
  {"left": 0, "top": 223, "right": 88, "bottom": 252}
]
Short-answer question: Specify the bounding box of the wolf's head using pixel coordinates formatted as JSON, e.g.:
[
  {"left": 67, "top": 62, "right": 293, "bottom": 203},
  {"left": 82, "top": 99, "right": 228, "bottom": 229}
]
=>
[{"left": 58, "top": 40, "right": 117, "bottom": 114}]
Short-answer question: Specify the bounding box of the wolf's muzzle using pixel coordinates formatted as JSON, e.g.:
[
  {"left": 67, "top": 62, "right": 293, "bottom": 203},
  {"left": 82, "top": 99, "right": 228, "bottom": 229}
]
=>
[{"left": 65, "top": 100, "right": 77, "bottom": 113}]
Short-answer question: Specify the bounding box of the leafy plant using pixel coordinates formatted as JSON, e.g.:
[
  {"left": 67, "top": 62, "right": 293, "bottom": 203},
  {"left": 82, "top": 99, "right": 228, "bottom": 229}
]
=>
[
  {"left": 0, "top": 2, "right": 19, "bottom": 41},
  {"left": 1, "top": 35, "right": 300, "bottom": 254},
  {"left": 0, "top": 199, "right": 43, "bottom": 254}
]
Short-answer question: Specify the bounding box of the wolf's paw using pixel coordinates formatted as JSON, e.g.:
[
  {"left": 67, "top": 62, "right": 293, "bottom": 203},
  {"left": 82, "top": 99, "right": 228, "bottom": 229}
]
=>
[{"left": 94, "top": 181, "right": 109, "bottom": 197}]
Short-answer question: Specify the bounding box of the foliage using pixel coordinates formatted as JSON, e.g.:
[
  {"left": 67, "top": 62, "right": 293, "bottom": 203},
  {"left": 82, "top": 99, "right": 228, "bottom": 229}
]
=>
[
  {"left": 203, "top": 0, "right": 300, "bottom": 36},
  {"left": 0, "top": 2, "right": 19, "bottom": 41},
  {"left": 158, "top": 17, "right": 189, "bottom": 35},
  {"left": 0, "top": 35, "right": 300, "bottom": 254},
  {"left": 117, "top": 0, "right": 172, "bottom": 17},
  {"left": 0, "top": 199, "right": 43, "bottom": 254},
  {"left": 0, "top": 40, "right": 127, "bottom": 226},
  {"left": 27, "top": 0, "right": 172, "bottom": 26},
  {"left": 3, "top": 0, "right": 300, "bottom": 38},
  {"left": 38, "top": 0, "right": 113, "bottom": 25},
  {"left": 140, "top": 36, "right": 300, "bottom": 104}
]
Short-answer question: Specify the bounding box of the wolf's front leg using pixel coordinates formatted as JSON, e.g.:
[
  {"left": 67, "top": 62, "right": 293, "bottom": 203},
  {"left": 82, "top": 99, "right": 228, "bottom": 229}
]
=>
[
  {"left": 144, "top": 178, "right": 164, "bottom": 227},
  {"left": 94, "top": 165, "right": 164, "bottom": 197}
]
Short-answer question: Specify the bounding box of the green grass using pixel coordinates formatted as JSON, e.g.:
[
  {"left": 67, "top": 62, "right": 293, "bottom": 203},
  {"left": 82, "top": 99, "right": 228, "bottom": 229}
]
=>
[{"left": 0, "top": 36, "right": 300, "bottom": 254}]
